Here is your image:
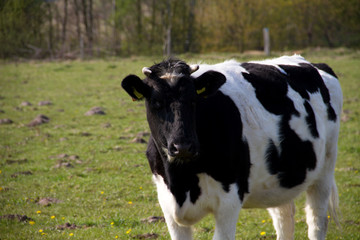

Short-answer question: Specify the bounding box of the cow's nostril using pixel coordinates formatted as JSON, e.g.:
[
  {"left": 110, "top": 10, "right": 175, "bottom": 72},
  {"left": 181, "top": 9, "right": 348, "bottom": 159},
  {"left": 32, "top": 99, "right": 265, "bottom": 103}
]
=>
[
  {"left": 174, "top": 143, "right": 190, "bottom": 153},
  {"left": 169, "top": 143, "right": 193, "bottom": 157}
]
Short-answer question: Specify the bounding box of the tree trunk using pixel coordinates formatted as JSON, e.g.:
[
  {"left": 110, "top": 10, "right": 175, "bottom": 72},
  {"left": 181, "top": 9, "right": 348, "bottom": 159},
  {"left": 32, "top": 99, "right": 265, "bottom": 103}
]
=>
[
  {"left": 73, "top": 0, "right": 83, "bottom": 59},
  {"left": 150, "top": 0, "right": 156, "bottom": 49},
  {"left": 88, "top": 0, "right": 93, "bottom": 56},
  {"left": 61, "top": 0, "right": 68, "bottom": 57},
  {"left": 184, "top": 0, "right": 196, "bottom": 52},
  {"left": 136, "top": 0, "right": 142, "bottom": 49},
  {"left": 47, "top": 3, "right": 54, "bottom": 59},
  {"left": 112, "top": 0, "right": 120, "bottom": 55},
  {"left": 81, "top": 0, "right": 93, "bottom": 56},
  {"left": 165, "top": 0, "right": 172, "bottom": 57}
]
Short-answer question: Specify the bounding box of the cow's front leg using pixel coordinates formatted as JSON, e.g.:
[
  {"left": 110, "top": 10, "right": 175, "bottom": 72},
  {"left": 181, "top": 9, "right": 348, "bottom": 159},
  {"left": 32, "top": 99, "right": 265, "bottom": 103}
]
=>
[
  {"left": 267, "top": 201, "right": 295, "bottom": 240},
  {"left": 162, "top": 212, "right": 192, "bottom": 240},
  {"left": 213, "top": 198, "right": 241, "bottom": 240}
]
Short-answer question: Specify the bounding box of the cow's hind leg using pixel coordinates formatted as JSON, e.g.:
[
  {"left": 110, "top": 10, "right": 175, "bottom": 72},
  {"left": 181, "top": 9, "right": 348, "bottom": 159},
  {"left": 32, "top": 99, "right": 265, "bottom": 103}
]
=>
[
  {"left": 267, "top": 201, "right": 295, "bottom": 240},
  {"left": 305, "top": 178, "right": 334, "bottom": 240}
]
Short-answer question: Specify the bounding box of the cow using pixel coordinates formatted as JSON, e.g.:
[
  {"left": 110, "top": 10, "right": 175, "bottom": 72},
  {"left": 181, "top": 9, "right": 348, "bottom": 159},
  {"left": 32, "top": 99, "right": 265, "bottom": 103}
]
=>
[{"left": 121, "top": 55, "right": 342, "bottom": 240}]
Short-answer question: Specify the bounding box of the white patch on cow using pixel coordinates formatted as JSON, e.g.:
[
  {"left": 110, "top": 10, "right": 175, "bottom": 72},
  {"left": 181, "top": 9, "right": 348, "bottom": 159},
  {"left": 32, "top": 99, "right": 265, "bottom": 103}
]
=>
[
  {"left": 153, "top": 173, "right": 242, "bottom": 240},
  {"left": 160, "top": 72, "right": 184, "bottom": 85},
  {"left": 249, "top": 54, "right": 308, "bottom": 75}
]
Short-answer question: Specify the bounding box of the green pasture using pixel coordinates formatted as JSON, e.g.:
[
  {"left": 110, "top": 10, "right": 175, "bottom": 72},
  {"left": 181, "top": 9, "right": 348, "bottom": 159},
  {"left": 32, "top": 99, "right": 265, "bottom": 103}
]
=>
[{"left": 0, "top": 49, "right": 359, "bottom": 239}]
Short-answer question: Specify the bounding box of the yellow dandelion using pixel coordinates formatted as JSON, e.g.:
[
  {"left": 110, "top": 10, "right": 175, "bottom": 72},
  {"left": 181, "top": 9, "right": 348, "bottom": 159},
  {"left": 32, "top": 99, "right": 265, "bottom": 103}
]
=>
[
  {"left": 115, "top": 236, "right": 119, "bottom": 239},
  {"left": 101, "top": 191, "right": 104, "bottom": 194},
  {"left": 39, "top": 229, "right": 43, "bottom": 233},
  {"left": 111, "top": 222, "right": 114, "bottom": 225},
  {"left": 126, "top": 228, "right": 132, "bottom": 234},
  {"left": 0, "top": 187, "right": 3, "bottom": 191},
  {"left": 262, "top": 220, "right": 266, "bottom": 223},
  {"left": 128, "top": 201, "right": 133, "bottom": 205},
  {"left": 37, "top": 210, "right": 41, "bottom": 214},
  {"left": 69, "top": 233, "right": 74, "bottom": 237},
  {"left": 328, "top": 215, "right": 331, "bottom": 219},
  {"left": 139, "top": 186, "right": 143, "bottom": 190},
  {"left": 51, "top": 215, "right": 55, "bottom": 219},
  {"left": 62, "top": 217, "right": 65, "bottom": 220},
  {"left": 260, "top": 231, "right": 266, "bottom": 236},
  {"left": 0, "top": 170, "right": 2, "bottom": 174},
  {"left": 29, "top": 221, "right": 35, "bottom": 225},
  {"left": 41, "top": 232, "right": 46, "bottom": 235}
]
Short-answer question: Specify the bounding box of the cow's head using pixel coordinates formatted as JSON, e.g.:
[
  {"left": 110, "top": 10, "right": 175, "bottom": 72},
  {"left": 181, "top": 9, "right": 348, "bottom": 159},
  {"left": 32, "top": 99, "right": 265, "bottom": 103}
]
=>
[{"left": 122, "top": 59, "right": 225, "bottom": 163}]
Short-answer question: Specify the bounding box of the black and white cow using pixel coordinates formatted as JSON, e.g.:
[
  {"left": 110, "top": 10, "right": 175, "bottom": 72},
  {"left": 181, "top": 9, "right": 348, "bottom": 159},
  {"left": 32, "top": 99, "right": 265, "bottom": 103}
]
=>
[{"left": 121, "top": 55, "right": 342, "bottom": 240}]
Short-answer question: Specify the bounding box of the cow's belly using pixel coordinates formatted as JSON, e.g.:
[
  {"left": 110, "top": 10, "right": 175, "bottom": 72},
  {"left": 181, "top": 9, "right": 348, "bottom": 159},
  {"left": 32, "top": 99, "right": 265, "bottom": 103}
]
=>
[
  {"left": 153, "top": 173, "right": 241, "bottom": 226},
  {"left": 242, "top": 164, "right": 316, "bottom": 208},
  {"left": 242, "top": 184, "right": 306, "bottom": 208}
]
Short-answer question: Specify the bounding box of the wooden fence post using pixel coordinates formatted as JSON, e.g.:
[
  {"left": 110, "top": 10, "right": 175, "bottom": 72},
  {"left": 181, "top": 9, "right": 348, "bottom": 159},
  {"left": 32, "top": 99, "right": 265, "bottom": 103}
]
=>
[{"left": 263, "top": 27, "right": 270, "bottom": 56}]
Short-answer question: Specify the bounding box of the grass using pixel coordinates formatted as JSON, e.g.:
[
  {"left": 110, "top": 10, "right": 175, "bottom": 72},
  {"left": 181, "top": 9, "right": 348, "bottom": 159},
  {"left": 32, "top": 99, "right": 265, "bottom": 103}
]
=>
[{"left": 0, "top": 48, "right": 359, "bottom": 239}]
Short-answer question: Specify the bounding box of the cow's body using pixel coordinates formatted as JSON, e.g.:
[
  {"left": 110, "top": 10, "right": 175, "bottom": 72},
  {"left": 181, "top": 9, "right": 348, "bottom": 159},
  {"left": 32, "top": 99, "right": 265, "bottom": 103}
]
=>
[{"left": 122, "top": 55, "right": 342, "bottom": 240}]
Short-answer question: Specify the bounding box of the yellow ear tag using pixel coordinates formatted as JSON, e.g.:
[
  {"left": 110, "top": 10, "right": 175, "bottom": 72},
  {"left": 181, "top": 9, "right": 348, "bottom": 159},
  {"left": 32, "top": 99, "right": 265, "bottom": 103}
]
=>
[
  {"left": 133, "top": 88, "right": 144, "bottom": 100},
  {"left": 196, "top": 87, "right": 206, "bottom": 95}
]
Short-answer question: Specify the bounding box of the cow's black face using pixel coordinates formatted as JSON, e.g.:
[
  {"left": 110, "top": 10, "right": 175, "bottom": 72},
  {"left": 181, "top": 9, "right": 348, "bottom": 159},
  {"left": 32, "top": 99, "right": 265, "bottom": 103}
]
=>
[
  {"left": 122, "top": 59, "right": 226, "bottom": 163},
  {"left": 146, "top": 75, "right": 199, "bottom": 162}
]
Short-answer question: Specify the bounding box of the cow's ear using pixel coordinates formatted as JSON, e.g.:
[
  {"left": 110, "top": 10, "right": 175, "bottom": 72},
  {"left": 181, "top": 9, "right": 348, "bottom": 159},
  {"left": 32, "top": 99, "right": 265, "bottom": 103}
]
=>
[
  {"left": 121, "top": 75, "right": 150, "bottom": 101},
  {"left": 194, "top": 71, "right": 226, "bottom": 98}
]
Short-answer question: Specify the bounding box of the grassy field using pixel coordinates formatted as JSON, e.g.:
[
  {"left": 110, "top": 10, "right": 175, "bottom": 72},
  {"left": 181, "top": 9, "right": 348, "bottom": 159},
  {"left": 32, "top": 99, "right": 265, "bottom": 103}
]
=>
[{"left": 0, "top": 48, "right": 359, "bottom": 239}]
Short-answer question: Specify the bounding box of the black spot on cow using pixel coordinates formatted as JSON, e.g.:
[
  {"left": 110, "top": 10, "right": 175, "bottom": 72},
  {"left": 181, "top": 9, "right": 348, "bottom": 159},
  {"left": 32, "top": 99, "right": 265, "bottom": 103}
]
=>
[
  {"left": 240, "top": 63, "right": 299, "bottom": 116},
  {"left": 304, "top": 100, "right": 319, "bottom": 138},
  {"left": 265, "top": 116, "right": 317, "bottom": 188},
  {"left": 313, "top": 63, "right": 338, "bottom": 78},
  {"left": 265, "top": 140, "right": 280, "bottom": 175},
  {"left": 279, "top": 63, "right": 337, "bottom": 122}
]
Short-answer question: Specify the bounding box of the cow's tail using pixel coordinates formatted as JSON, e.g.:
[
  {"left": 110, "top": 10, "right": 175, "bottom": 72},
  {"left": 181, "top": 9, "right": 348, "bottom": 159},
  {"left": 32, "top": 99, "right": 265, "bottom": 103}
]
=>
[{"left": 328, "top": 179, "right": 341, "bottom": 228}]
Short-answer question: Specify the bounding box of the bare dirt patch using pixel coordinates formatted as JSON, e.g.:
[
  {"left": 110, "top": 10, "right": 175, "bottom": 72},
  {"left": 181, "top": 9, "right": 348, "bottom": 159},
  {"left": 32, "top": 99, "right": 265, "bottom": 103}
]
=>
[
  {"left": 51, "top": 153, "right": 82, "bottom": 168},
  {"left": 133, "top": 233, "right": 159, "bottom": 239},
  {"left": 5, "top": 159, "right": 28, "bottom": 165},
  {"left": 131, "top": 137, "right": 147, "bottom": 144},
  {"left": 27, "top": 114, "right": 50, "bottom": 127},
  {"left": 141, "top": 216, "right": 165, "bottom": 224},
  {"left": 37, "top": 197, "right": 63, "bottom": 206},
  {"left": 20, "top": 101, "right": 32, "bottom": 106},
  {"left": 0, "top": 214, "right": 33, "bottom": 222},
  {"left": 11, "top": 171, "right": 33, "bottom": 178},
  {"left": 85, "top": 106, "right": 105, "bottom": 116},
  {"left": 0, "top": 118, "right": 13, "bottom": 124},
  {"left": 38, "top": 101, "right": 53, "bottom": 106},
  {"left": 56, "top": 222, "right": 80, "bottom": 230}
]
